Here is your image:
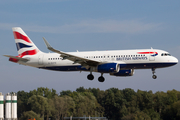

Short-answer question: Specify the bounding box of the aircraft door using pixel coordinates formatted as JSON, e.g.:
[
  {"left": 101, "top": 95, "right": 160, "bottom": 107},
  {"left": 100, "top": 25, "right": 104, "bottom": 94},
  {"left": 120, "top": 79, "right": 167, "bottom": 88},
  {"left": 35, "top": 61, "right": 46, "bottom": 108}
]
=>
[
  {"left": 38, "top": 54, "right": 44, "bottom": 65},
  {"left": 149, "top": 52, "right": 155, "bottom": 61}
]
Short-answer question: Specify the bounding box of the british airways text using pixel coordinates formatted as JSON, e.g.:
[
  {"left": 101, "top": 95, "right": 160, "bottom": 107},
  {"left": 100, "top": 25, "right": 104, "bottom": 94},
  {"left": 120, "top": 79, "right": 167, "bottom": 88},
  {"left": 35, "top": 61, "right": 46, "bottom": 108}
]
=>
[{"left": 116, "top": 56, "right": 148, "bottom": 61}]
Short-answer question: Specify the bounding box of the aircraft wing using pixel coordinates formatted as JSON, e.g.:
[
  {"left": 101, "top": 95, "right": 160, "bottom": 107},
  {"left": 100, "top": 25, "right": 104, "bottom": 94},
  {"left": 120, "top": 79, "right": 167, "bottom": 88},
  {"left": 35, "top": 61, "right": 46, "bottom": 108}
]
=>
[
  {"left": 3, "top": 55, "right": 29, "bottom": 62},
  {"left": 43, "top": 38, "right": 101, "bottom": 67}
]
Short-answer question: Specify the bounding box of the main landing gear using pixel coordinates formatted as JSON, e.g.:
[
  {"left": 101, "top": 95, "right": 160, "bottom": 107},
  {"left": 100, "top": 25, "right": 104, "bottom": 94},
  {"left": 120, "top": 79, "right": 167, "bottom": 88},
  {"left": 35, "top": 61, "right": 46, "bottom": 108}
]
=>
[
  {"left": 98, "top": 73, "right": 105, "bottom": 82},
  {"left": 87, "top": 73, "right": 105, "bottom": 82},
  {"left": 87, "top": 70, "right": 105, "bottom": 82},
  {"left": 152, "top": 68, "right": 157, "bottom": 79},
  {"left": 87, "top": 74, "right": 94, "bottom": 80},
  {"left": 87, "top": 68, "right": 94, "bottom": 80}
]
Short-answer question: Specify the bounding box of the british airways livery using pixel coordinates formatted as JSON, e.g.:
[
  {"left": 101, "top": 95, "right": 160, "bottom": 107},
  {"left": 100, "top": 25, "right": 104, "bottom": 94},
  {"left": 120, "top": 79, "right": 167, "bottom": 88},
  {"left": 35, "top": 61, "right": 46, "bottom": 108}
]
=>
[{"left": 4, "top": 27, "right": 178, "bottom": 82}]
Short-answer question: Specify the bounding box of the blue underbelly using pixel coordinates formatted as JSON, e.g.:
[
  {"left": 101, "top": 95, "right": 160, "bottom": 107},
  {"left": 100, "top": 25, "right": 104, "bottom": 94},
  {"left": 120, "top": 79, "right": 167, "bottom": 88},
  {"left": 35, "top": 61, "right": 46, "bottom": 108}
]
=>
[{"left": 39, "top": 62, "right": 177, "bottom": 71}]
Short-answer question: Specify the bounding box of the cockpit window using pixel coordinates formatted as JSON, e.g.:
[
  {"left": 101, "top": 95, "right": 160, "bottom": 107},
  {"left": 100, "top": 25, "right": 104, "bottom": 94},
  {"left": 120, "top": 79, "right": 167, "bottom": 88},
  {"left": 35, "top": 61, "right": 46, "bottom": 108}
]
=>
[{"left": 161, "top": 53, "right": 171, "bottom": 56}]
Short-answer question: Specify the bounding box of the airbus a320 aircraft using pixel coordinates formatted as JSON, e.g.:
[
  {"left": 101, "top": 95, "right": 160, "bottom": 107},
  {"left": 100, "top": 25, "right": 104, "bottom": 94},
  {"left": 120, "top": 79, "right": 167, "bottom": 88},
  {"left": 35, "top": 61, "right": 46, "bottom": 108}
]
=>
[{"left": 4, "top": 27, "right": 178, "bottom": 82}]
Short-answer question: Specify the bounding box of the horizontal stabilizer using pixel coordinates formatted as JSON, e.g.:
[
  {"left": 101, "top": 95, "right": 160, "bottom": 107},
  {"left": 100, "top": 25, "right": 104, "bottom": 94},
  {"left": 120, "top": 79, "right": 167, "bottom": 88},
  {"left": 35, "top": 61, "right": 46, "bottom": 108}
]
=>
[{"left": 3, "top": 55, "right": 29, "bottom": 62}]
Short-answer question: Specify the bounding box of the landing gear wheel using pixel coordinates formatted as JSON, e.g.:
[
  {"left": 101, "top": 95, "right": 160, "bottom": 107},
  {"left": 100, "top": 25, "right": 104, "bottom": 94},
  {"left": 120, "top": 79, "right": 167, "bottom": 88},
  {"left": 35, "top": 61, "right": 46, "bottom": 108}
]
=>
[
  {"left": 151, "top": 68, "right": 157, "bottom": 79},
  {"left": 98, "top": 76, "right": 105, "bottom": 82},
  {"left": 152, "top": 75, "right": 157, "bottom": 79},
  {"left": 87, "top": 74, "right": 94, "bottom": 80}
]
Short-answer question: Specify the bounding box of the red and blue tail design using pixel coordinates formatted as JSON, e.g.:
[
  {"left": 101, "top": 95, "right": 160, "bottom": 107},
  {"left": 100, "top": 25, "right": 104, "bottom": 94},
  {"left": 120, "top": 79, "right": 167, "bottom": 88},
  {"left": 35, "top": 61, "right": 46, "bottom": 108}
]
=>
[{"left": 12, "top": 27, "right": 40, "bottom": 58}]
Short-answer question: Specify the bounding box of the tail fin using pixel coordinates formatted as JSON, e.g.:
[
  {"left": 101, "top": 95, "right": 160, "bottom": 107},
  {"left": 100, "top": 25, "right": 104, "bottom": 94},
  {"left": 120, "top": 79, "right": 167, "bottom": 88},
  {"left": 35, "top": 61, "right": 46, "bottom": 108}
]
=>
[{"left": 12, "top": 27, "right": 40, "bottom": 57}]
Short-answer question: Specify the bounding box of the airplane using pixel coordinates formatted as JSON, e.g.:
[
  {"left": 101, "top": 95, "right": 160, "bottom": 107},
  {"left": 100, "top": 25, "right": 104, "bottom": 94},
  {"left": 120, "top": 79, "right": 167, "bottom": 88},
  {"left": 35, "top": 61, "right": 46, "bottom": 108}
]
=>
[{"left": 4, "top": 27, "right": 178, "bottom": 82}]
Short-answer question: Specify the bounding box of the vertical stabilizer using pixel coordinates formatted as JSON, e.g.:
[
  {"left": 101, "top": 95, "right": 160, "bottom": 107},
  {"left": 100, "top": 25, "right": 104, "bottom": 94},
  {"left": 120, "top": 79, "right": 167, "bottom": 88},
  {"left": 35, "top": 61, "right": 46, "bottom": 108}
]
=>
[{"left": 12, "top": 27, "right": 41, "bottom": 57}]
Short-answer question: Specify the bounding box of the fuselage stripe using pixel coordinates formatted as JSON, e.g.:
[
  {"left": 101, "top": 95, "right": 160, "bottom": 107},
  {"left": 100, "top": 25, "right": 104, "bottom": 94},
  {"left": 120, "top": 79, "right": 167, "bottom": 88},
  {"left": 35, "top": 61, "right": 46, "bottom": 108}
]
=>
[{"left": 137, "top": 52, "right": 158, "bottom": 54}]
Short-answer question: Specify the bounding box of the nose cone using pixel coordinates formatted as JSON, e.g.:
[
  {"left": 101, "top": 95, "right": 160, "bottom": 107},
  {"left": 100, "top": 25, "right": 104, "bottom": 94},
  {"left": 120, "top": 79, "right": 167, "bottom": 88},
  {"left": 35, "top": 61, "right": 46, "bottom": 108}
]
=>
[
  {"left": 171, "top": 56, "right": 178, "bottom": 64},
  {"left": 174, "top": 57, "right": 178, "bottom": 63}
]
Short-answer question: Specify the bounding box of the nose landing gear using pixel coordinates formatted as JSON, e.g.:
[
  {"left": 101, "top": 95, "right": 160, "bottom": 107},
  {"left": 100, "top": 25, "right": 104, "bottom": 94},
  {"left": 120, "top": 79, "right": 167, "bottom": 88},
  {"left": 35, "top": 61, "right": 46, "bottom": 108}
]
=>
[{"left": 152, "top": 68, "right": 157, "bottom": 79}]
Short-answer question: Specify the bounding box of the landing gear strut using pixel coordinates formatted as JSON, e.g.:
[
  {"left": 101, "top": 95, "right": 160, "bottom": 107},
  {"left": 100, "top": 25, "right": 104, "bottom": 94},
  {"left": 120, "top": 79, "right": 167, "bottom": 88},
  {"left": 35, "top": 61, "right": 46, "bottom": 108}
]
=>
[
  {"left": 152, "top": 68, "right": 157, "bottom": 79},
  {"left": 87, "top": 68, "right": 105, "bottom": 82},
  {"left": 98, "top": 73, "right": 105, "bottom": 82},
  {"left": 87, "top": 67, "right": 94, "bottom": 80}
]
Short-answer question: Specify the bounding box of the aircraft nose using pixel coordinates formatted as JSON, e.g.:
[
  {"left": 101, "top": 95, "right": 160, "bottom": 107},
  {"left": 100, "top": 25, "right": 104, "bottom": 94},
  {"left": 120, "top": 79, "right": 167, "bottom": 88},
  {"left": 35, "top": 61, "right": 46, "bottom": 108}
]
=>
[
  {"left": 175, "top": 57, "right": 178, "bottom": 63},
  {"left": 172, "top": 56, "right": 178, "bottom": 64}
]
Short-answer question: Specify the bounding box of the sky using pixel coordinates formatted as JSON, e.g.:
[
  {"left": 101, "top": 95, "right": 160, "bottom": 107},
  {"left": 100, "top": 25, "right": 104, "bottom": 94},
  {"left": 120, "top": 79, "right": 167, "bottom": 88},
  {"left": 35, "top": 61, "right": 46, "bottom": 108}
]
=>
[{"left": 0, "top": 0, "right": 180, "bottom": 94}]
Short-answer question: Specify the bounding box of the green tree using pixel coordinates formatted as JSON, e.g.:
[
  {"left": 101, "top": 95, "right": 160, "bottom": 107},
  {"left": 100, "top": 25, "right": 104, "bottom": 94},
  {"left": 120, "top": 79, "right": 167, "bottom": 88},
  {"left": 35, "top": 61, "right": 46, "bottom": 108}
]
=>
[
  {"left": 154, "top": 91, "right": 167, "bottom": 114},
  {"left": 162, "top": 100, "right": 180, "bottom": 120},
  {"left": 17, "top": 91, "right": 31, "bottom": 118},
  {"left": 134, "top": 111, "right": 151, "bottom": 120},
  {"left": 167, "top": 89, "right": 178, "bottom": 105},
  {"left": 45, "top": 98, "right": 55, "bottom": 120},
  {"left": 28, "top": 95, "right": 48, "bottom": 118},
  {"left": 60, "top": 90, "right": 72, "bottom": 96},
  {"left": 52, "top": 95, "right": 75, "bottom": 120},
  {"left": 19, "top": 111, "right": 42, "bottom": 120},
  {"left": 76, "top": 86, "right": 87, "bottom": 93}
]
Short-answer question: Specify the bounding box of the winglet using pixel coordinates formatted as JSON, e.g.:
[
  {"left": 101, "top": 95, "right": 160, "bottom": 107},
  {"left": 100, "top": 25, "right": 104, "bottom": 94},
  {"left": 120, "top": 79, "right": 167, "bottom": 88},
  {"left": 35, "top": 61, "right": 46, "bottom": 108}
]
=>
[
  {"left": 42, "top": 37, "right": 61, "bottom": 53},
  {"left": 43, "top": 37, "right": 53, "bottom": 49}
]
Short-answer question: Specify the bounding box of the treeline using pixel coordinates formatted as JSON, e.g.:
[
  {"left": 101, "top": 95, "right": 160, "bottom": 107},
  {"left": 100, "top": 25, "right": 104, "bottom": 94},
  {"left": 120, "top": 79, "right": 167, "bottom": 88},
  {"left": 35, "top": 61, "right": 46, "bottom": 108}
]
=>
[{"left": 17, "top": 87, "right": 180, "bottom": 120}]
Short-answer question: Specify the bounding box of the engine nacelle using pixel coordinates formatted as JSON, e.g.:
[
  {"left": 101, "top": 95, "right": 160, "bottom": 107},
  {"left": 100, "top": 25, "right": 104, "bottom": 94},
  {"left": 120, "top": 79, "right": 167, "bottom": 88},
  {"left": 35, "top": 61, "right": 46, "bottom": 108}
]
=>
[
  {"left": 97, "top": 63, "right": 120, "bottom": 73},
  {"left": 110, "top": 69, "right": 134, "bottom": 76}
]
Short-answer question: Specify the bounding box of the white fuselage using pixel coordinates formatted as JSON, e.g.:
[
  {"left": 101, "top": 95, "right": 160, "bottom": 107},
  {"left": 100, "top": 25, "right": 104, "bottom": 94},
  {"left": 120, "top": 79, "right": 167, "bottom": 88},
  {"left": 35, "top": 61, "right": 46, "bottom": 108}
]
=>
[{"left": 19, "top": 49, "right": 178, "bottom": 72}]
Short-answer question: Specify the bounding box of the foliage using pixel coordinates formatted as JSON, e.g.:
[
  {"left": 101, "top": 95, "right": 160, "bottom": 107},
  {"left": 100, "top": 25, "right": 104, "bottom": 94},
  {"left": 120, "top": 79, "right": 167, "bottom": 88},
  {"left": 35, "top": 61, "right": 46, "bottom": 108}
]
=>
[
  {"left": 17, "top": 87, "right": 180, "bottom": 120},
  {"left": 19, "top": 111, "right": 43, "bottom": 120}
]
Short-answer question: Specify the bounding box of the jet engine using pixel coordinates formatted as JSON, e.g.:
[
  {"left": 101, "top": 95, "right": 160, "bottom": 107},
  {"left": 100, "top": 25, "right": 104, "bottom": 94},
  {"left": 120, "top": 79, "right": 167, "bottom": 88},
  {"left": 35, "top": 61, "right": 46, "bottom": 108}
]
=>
[{"left": 97, "top": 63, "right": 120, "bottom": 73}]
